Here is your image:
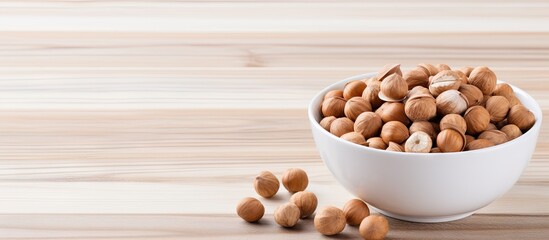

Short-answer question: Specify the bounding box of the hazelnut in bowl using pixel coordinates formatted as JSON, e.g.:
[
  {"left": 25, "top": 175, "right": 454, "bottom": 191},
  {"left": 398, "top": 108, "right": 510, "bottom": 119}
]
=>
[{"left": 308, "top": 65, "right": 542, "bottom": 223}]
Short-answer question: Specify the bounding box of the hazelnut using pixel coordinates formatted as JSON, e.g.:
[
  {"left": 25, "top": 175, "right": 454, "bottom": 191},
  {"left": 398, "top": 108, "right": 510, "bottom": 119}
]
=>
[
  {"left": 319, "top": 116, "right": 336, "bottom": 131},
  {"left": 500, "top": 124, "right": 522, "bottom": 140},
  {"left": 404, "top": 66, "right": 430, "bottom": 89},
  {"left": 480, "top": 95, "right": 491, "bottom": 107},
  {"left": 365, "top": 77, "right": 379, "bottom": 86},
  {"left": 281, "top": 168, "right": 309, "bottom": 193},
  {"left": 486, "top": 96, "right": 510, "bottom": 123},
  {"left": 508, "top": 105, "right": 535, "bottom": 131},
  {"left": 464, "top": 106, "right": 491, "bottom": 135},
  {"left": 290, "top": 191, "right": 318, "bottom": 218},
  {"left": 375, "top": 102, "right": 410, "bottom": 125},
  {"left": 324, "top": 89, "right": 344, "bottom": 100},
  {"left": 459, "top": 66, "right": 474, "bottom": 77},
  {"left": 379, "top": 73, "right": 408, "bottom": 102},
  {"left": 468, "top": 66, "right": 497, "bottom": 95},
  {"left": 330, "top": 117, "right": 354, "bottom": 137},
  {"left": 478, "top": 130, "right": 509, "bottom": 145},
  {"left": 376, "top": 63, "right": 402, "bottom": 81},
  {"left": 314, "top": 206, "right": 346, "bottom": 236},
  {"left": 366, "top": 137, "right": 388, "bottom": 150},
  {"left": 341, "top": 132, "right": 367, "bottom": 146},
  {"left": 343, "top": 80, "right": 366, "bottom": 100},
  {"left": 486, "top": 123, "right": 497, "bottom": 130},
  {"left": 362, "top": 81, "right": 384, "bottom": 109},
  {"left": 407, "top": 86, "right": 430, "bottom": 98},
  {"left": 454, "top": 70, "right": 469, "bottom": 85},
  {"left": 493, "top": 83, "right": 514, "bottom": 97},
  {"left": 409, "top": 121, "right": 437, "bottom": 141},
  {"left": 429, "top": 70, "right": 461, "bottom": 97},
  {"left": 436, "top": 90, "right": 469, "bottom": 115},
  {"left": 359, "top": 215, "right": 389, "bottom": 240},
  {"left": 381, "top": 121, "right": 410, "bottom": 144},
  {"left": 405, "top": 95, "right": 437, "bottom": 121},
  {"left": 440, "top": 114, "right": 467, "bottom": 134},
  {"left": 507, "top": 94, "right": 522, "bottom": 108},
  {"left": 459, "top": 84, "right": 483, "bottom": 107},
  {"left": 405, "top": 131, "right": 433, "bottom": 153},
  {"left": 465, "top": 135, "right": 476, "bottom": 146},
  {"left": 386, "top": 142, "right": 405, "bottom": 152},
  {"left": 436, "top": 63, "right": 452, "bottom": 71},
  {"left": 344, "top": 97, "right": 372, "bottom": 121},
  {"left": 321, "top": 97, "right": 346, "bottom": 117},
  {"left": 430, "top": 147, "right": 441, "bottom": 153},
  {"left": 437, "top": 129, "right": 465, "bottom": 152},
  {"left": 254, "top": 171, "right": 279, "bottom": 198},
  {"left": 236, "top": 197, "right": 265, "bottom": 222},
  {"left": 465, "top": 139, "right": 494, "bottom": 151},
  {"left": 343, "top": 199, "right": 370, "bottom": 226},
  {"left": 418, "top": 63, "right": 439, "bottom": 76},
  {"left": 274, "top": 202, "right": 301, "bottom": 227},
  {"left": 354, "top": 112, "right": 383, "bottom": 139}
]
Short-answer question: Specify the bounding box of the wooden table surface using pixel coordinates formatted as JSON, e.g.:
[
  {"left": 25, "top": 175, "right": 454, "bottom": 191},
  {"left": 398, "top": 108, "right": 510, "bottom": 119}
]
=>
[{"left": 1, "top": 1, "right": 549, "bottom": 239}]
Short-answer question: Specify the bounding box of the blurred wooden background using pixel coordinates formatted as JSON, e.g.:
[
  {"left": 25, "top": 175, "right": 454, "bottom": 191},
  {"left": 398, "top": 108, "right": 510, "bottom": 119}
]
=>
[{"left": 0, "top": 1, "right": 548, "bottom": 239}]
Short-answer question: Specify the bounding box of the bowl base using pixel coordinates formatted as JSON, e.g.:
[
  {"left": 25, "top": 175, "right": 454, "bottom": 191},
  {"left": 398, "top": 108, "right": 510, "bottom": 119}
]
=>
[{"left": 372, "top": 207, "right": 475, "bottom": 223}]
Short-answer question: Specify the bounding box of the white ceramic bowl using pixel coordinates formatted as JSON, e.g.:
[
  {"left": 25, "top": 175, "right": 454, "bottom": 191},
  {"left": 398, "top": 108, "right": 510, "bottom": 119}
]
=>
[{"left": 308, "top": 73, "right": 542, "bottom": 223}]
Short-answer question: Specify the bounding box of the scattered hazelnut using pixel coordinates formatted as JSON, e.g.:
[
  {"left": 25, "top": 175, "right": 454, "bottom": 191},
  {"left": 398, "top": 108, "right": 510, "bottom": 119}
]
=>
[
  {"left": 322, "top": 97, "right": 346, "bottom": 117},
  {"left": 437, "top": 129, "right": 465, "bottom": 152},
  {"left": 478, "top": 130, "right": 509, "bottom": 145},
  {"left": 381, "top": 121, "right": 410, "bottom": 144},
  {"left": 362, "top": 81, "right": 384, "bottom": 109},
  {"left": 330, "top": 117, "right": 354, "bottom": 137},
  {"left": 236, "top": 197, "right": 265, "bottom": 223},
  {"left": 324, "top": 89, "right": 344, "bottom": 100},
  {"left": 314, "top": 206, "right": 346, "bottom": 236},
  {"left": 366, "top": 137, "right": 388, "bottom": 150},
  {"left": 343, "top": 199, "right": 370, "bottom": 226},
  {"left": 376, "top": 63, "right": 402, "bottom": 81},
  {"left": 436, "top": 90, "right": 469, "bottom": 115},
  {"left": 359, "top": 215, "right": 389, "bottom": 240},
  {"left": 468, "top": 66, "right": 497, "bottom": 95},
  {"left": 508, "top": 105, "right": 536, "bottom": 131},
  {"left": 343, "top": 80, "right": 367, "bottom": 100},
  {"left": 354, "top": 112, "right": 383, "bottom": 139},
  {"left": 254, "top": 171, "right": 279, "bottom": 198},
  {"left": 290, "top": 191, "right": 318, "bottom": 218},
  {"left": 344, "top": 97, "right": 372, "bottom": 121},
  {"left": 404, "top": 66, "right": 430, "bottom": 89},
  {"left": 418, "top": 63, "right": 439, "bottom": 76},
  {"left": 409, "top": 121, "right": 437, "bottom": 141},
  {"left": 281, "top": 168, "right": 309, "bottom": 193},
  {"left": 459, "top": 84, "right": 483, "bottom": 107},
  {"left": 486, "top": 96, "right": 510, "bottom": 123},
  {"left": 440, "top": 114, "right": 467, "bottom": 134},
  {"left": 429, "top": 70, "right": 461, "bottom": 97},
  {"left": 341, "top": 132, "right": 367, "bottom": 146},
  {"left": 405, "top": 95, "right": 437, "bottom": 121},
  {"left": 500, "top": 124, "right": 522, "bottom": 140},
  {"left": 319, "top": 116, "right": 336, "bottom": 131},
  {"left": 375, "top": 102, "right": 410, "bottom": 125},
  {"left": 386, "top": 142, "right": 405, "bottom": 152},
  {"left": 379, "top": 73, "right": 408, "bottom": 101},
  {"left": 459, "top": 66, "right": 474, "bottom": 77},
  {"left": 464, "top": 106, "right": 491, "bottom": 135},
  {"left": 465, "top": 139, "right": 494, "bottom": 151},
  {"left": 274, "top": 202, "right": 301, "bottom": 227},
  {"left": 405, "top": 131, "right": 433, "bottom": 153}
]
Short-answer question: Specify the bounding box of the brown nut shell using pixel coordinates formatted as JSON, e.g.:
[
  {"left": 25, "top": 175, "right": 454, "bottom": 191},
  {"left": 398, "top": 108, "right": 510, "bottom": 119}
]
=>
[
  {"left": 478, "top": 129, "right": 509, "bottom": 145},
  {"left": 375, "top": 102, "right": 410, "bottom": 125},
  {"left": 330, "top": 117, "right": 354, "bottom": 137},
  {"left": 454, "top": 70, "right": 469, "bottom": 85},
  {"left": 362, "top": 81, "right": 384, "bottom": 109},
  {"left": 404, "top": 66, "right": 430, "bottom": 89},
  {"left": 468, "top": 66, "right": 497, "bottom": 95},
  {"left": 381, "top": 121, "right": 410, "bottom": 144},
  {"left": 343, "top": 80, "right": 366, "bottom": 100},
  {"left": 344, "top": 97, "right": 372, "bottom": 121},
  {"left": 418, "top": 63, "right": 439, "bottom": 76},
  {"left": 409, "top": 121, "right": 437, "bottom": 141},
  {"left": 366, "top": 137, "right": 388, "bottom": 150},
  {"left": 440, "top": 114, "right": 467, "bottom": 134},
  {"left": 429, "top": 70, "right": 461, "bottom": 97},
  {"left": 436, "top": 90, "right": 469, "bottom": 115},
  {"left": 274, "top": 202, "right": 300, "bottom": 227},
  {"left": 436, "top": 128, "right": 465, "bottom": 152},
  {"left": 386, "top": 142, "right": 405, "bottom": 152},
  {"left": 324, "top": 89, "right": 344, "bottom": 100},
  {"left": 493, "top": 83, "right": 514, "bottom": 97},
  {"left": 465, "top": 139, "right": 495, "bottom": 151},
  {"left": 486, "top": 96, "right": 510, "bottom": 123},
  {"left": 459, "top": 84, "right": 484, "bottom": 107},
  {"left": 314, "top": 206, "right": 346, "bottom": 236},
  {"left": 319, "top": 116, "right": 336, "bottom": 131},
  {"left": 321, "top": 97, "right": 346, "bottom": 117},
  {"left": 354, "top": 112, "right": 383, "bottom": 139},
  {"left": 290, "top": 191, "right": 318, "bottom": 219},
  {"left": 379, "top": 73, "right": 408, "bottom": 101},
  {"left": 341, "top": 132, "right": 367, "bottom": 146},
  {"left": 508, "top": 105, "right": 535, "bottom": 132},
  {"left": 359, "top": 215, "right": 389, "bottom": 240},
  {"left": 459, "top": 66, "right": 474, "bottom": 77},
  {"left": 376, "top": 63, "right": 402, "bottom": 81},
  {"left": 281, "top": 168, "right": 308, "bottom": 193},
  {"left": 405, "top": 96, "right": 437, "bottom": 121},
  {"left": 236, "top": 197, "right": 265, "bottom": 222},
  {"left": 464, "top": 106, "right": 491, "bottom": 135},
  {"left": 343, "top": 199, "right": 370, "bottom": 226},
  {"left": 500, "top": 124, "right": 522, "bottom": 140},
  {"left": 254, "top": 171, "right": 280, "bottom": 198}
]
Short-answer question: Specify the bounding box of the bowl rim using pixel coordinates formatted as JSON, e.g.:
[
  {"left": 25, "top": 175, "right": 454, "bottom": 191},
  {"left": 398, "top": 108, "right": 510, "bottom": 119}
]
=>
[{"left": 308, "top": 72, "right": 543, "bottom": 157}]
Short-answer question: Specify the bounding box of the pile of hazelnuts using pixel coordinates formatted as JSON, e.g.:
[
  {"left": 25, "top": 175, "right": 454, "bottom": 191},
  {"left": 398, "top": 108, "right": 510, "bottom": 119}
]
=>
[
  {"left": 320, "top": 64, "right": 536, "bottom": 153},
  {"left": 236, "top": 168, "right": 389, "bottom": 239}
]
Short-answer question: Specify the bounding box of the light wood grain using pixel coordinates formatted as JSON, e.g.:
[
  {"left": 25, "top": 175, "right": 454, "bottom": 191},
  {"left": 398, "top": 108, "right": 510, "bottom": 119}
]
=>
[{"left": 1, "top": 1, "right": 548, "bottom": 239}]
